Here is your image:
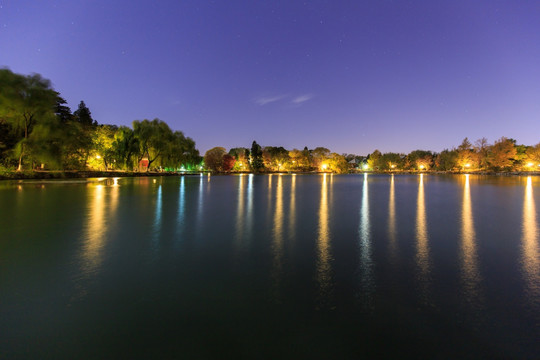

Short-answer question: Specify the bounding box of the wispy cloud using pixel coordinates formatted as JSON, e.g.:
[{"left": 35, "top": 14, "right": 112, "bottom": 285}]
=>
[
  {"left": 255, "top": 95, "right": 286, "bottom": 106},
  {"left": 255, "top": 93, "right": 314, "bottom": 106},
  {"left": 291, "top": 94, "right": 313, "bottom": 104}
]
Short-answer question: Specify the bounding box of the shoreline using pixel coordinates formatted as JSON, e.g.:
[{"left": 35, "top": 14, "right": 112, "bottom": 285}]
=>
[{"left": 1, "top": 169, "right": 539, "bottom": 181}]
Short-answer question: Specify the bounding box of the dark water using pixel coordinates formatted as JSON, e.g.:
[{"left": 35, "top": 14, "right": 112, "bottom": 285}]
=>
[{"left": 1, "top": 174, "right": 539, "bottom": 359}]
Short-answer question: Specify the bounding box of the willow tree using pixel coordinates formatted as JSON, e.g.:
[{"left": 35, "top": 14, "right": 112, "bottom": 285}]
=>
[
  {"left": 0, "top": 69, "right": 60, "bottom": 170},
  {"left": 133, "top": 118, "right": 174, "bottom": 170}
]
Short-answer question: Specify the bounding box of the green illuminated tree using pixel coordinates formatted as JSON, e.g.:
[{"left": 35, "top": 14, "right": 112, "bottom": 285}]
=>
[{"left": 0, "top": 69, "right": 60, "bottom": 170}]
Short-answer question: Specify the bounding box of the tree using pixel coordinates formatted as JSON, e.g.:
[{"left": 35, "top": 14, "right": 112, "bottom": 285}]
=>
[
  {"left": 133, "top": 118, "right": 174, "bottom": 170},
  {"left": 204, "top": 147, "right": 226, "bottom": 172},
  {"left": 109, "top": 126, "right": 137, "bottom": 170},
  {"left": 327, "top": 153, "right": 349, "bottom": 173},
  {"left": 73, "top": 101, "right": 96, "bottom": 127},
  {"left": 222, "top": 154, "right": 235, "bottom": 172},
  {"left": 250, "top": 141, "right": 264, "bottom": 172},
  {"left": 380, "top": 152, "right": 404, "bottom": 170},
  {"left": 525, "top": 143, "right": 540, "bottom": 167},
  {"left": 456, "top": 137, "right": 476, "bottom": 170},
  {"left": 488, "top": 137, "right": 517, "bottom": 171},
  {"left": 435, "top": 149, "right": 458, "bottom": 171},
  {"left": 407, "top": 150, "right": 433, "bottom": 170},
  {"left": 474, "top": 137, "right": 490, "bottom": 169},
  {"left": 0, "top": 69, "right": 60, "bottom": 170},
  {"left": 367, "top": 150, "right": 382, "bottom": 170}
]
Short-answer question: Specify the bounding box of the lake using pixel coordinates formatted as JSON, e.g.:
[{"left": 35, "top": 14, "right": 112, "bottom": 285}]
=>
[{"left": 1, "top": 174, "right": 539, "bottom": 358}]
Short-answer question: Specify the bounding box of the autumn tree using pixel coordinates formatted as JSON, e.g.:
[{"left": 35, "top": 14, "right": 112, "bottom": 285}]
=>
[
  {"left": 488, "top": 137, "right": 517, "bottom": 171},
  {"left": 525, "top": 143, "right": 540, "bottom": 167},
  {"left": 456, "top": 137, "right": 476, "bottom": 170},
  {"left": 222, "top": 154, "right": 235, "bottom": 172},
  {"left": 327, "top": 153, "right": 349, "bottom": 173},
  {"left": 474, "top": 137, "right": 490, "bottom": 169},
  {"left": 204, "top": 147, "right": 226, "bottom": 172}
]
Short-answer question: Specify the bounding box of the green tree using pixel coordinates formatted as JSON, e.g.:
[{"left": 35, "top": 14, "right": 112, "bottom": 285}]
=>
[
  {"left": 367, "top": 150, "right": 382, "bottom": 170},
  {"left": 380, "top": 152, "right": 404, "bottom": 170},
  {"left": 0, "top": 69, "right": 60, "bottom": 170},
  {"left": 435, "top": 149, "right": 458, "bottom": 171},
  {"left": 73, "top": 101, "right": 96, "bottom": 127},
  {"left": 250, "top": 141, "right": 264, "bottom": 172},
  {"left": 133, "top": 118, "right": 174, "bottom": 170}
]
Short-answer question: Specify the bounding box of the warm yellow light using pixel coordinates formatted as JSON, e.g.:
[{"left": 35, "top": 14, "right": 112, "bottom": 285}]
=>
[
  {"left": 96, "top": 155, "right": 101, "bottom": 159},
  {"left": 419, "top": 165, "right": 425, "bottom": 169},
  {"left": 278, "top": 163, "right": 282, "bottom": 167},
  {"left": 527, "top": 162, "right": 534, "bottom": 167},
  {"left": 391, "top": 164, "right": 396, "bottom": 169},
  {"left": 321, "top": 164, "right": 328, "bottom": 171},
  {"left": 465, "top": 163, "right": 470, "bottom": 167}
]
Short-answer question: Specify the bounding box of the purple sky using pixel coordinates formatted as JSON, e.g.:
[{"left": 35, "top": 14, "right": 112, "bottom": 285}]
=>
[{"left": 1, "top": 1, "right": 540, "bottom": 155}]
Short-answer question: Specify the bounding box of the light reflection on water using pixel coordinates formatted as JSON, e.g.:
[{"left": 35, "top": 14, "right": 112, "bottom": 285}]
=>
[
  {"left": 388, "top": 174, "right": 397, "bottom": 259},
  {"left": 176, "top": 176, "right": 185, "bottom": 238},
  {"left": 82, "top": 184, "right": 106, "bottom": 276},
  {"left": 359, "top": 173, "right": 373, "bottom": 305},
  {"left": 416, "top": 174, "right": 431, "bottom": 299},
  {"left": 235, "top": 174, "right": 245, "bottom": 246},
  {"left": 316, "top": 173, "right": 333, "bottom": 307},
  {"left": 522, "top": 176, "right": 539, "bottom": 307},
  {"left": 460, "top": 174, "right": 482, "bottom": 306},
  {"left": 271, "top": 175, "right": 284, "bottom": 300}
]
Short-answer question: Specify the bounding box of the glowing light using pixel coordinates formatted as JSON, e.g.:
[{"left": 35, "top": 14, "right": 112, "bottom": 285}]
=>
[
  {"left": 419, "top": 165, "right": 425, "bottom": 170},
  {"left": 527, "top": 162, "right": 534, "bottom": 167},
  {"left": 363, "top": 164, "right": 368, "bottom": 170},
  {"left": 465, "top": 163, "right": 470, "bottom": 167},
  {"left": 321, "top": 164, "right": 328, "bottom": 171},
  {"left": 391, "top": 164, "right": 396, "bottom": 169},
  {"left": 96, "top": 155, "right": 101, "bottom": 159}
]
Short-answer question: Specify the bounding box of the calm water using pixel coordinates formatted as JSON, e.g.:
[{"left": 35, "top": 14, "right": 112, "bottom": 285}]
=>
[{"left": 1, "top": 174, "right": 539, "bottom": 359}]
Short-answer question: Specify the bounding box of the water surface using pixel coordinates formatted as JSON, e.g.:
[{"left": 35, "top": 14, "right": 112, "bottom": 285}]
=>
[{"left": 1, "top": 174, "right": 539, "bottom": 358}]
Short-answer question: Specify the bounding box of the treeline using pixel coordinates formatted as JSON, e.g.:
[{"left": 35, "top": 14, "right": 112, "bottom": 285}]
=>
[
  {"left": 0, "top": 68, "right": 200, "bottom": 172},
  {"left": 205, "top": 137, "right": 540, "bottom": 174},
  {"left": 365, "top": 137, "right": 540, "bottom": 172},
  {"left": 204, "top": 142, "right": 350, "bottom": 173}
]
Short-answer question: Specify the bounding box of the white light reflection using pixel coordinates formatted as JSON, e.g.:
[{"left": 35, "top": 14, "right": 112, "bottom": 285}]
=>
[
  {"left": 316, "top": 174, "right": 333, "bottom": 308},
  {"left": 522, "top": 176, "right": 539, "bottom": 306},
  {"left": 359, "top": 172, "right": 374, "bottom": 306},
  {"left": 460, "top": 174, "right": 482, "bottom": 306},
  {"left": 152, "top": 183, "right": 163, "bottom": 249},
  {"left": 416, "top": 174, "right": 431, "bottom": 300},
  {"left": 235, "top": 175, "right": 245, "bottom": 247},
  {"left": 176, "top": 176, "right": 186, "bottom": 238},
  {"left": 246, "top": 174, "right": 254, "bottom": 241}
]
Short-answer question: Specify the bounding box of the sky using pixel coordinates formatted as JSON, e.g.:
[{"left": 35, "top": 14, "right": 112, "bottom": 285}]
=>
[{"left": 1, "top": 1, "right": 540, "bottom": 155}]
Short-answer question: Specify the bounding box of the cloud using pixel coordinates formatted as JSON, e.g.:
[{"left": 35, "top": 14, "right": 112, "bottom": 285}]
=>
[
  {"left": 255, "top": 95, "right": 286, "bottom": 105},
  {"left": 255, "top": 93, "right": 314, "bottom": 106},
  {"left": 291, "top": 94, "right": 313, "bottom": 104}
]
